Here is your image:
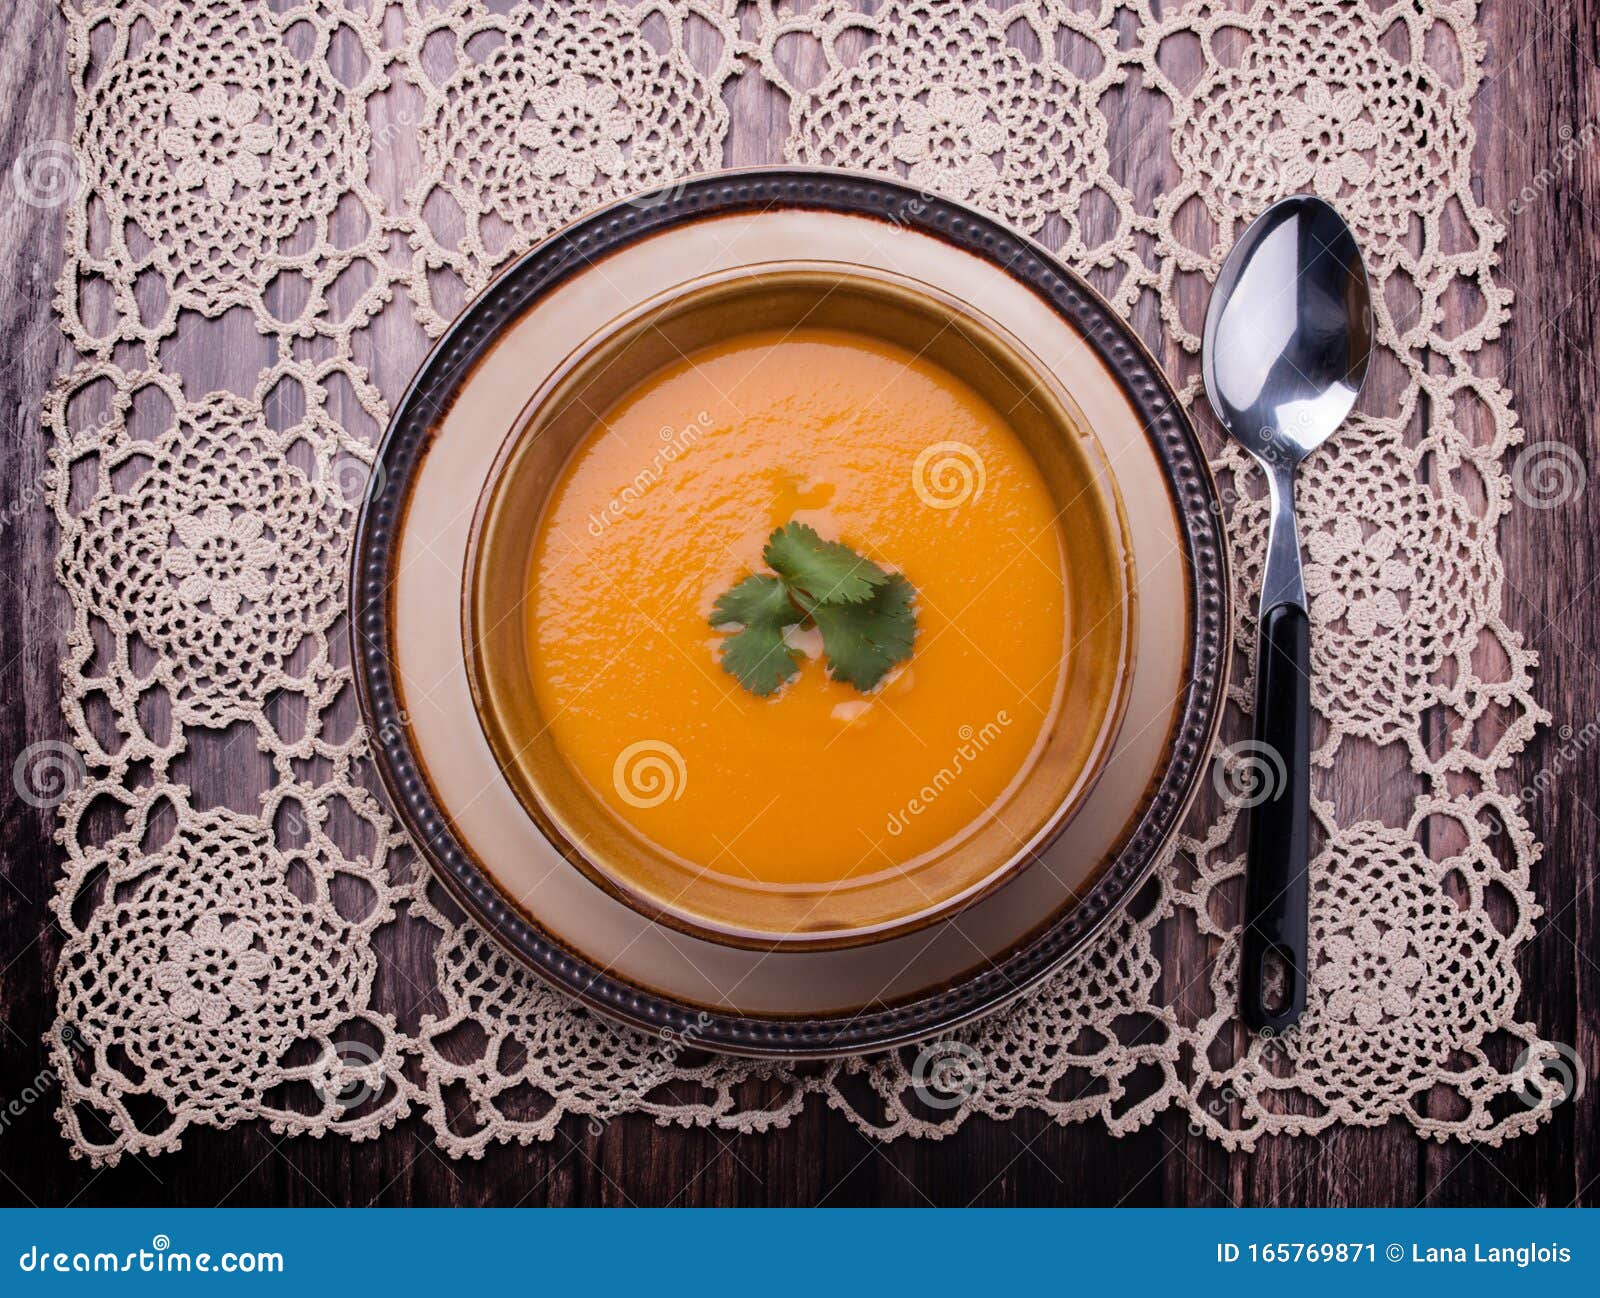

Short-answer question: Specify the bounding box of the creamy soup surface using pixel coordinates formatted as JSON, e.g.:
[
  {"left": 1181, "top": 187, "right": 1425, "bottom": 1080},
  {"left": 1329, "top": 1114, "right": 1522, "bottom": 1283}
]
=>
[{"left": 525, "top": 327, "right": 1070, "bottom": 888}]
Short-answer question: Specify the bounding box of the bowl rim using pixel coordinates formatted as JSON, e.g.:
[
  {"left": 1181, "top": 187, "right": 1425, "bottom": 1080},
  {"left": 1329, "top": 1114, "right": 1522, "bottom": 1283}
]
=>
[
  {"left": 461, "top": 259, "right": 1139, "bottom": 950},
  {"left": 349, "top": 165, "right": 1230, "bottom": 1057}
]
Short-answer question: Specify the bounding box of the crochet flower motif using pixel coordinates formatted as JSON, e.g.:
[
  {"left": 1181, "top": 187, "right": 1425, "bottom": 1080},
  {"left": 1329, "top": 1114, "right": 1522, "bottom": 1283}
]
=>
[
  {"left": 165, "top": 504, "right": 279, "bottom": 618},
  {"left": 1266, "top": 81, "right": 1377, "bottom": 200},
  {"left": 1304, "top": 516, "right": 1411, "bottom": 637},
  {"left": 1320, "top": 916, "right": 1426, "bottom": 1029},
  {"left": 153, "top": 915, "right": 271, "bottom": 1029},
  {"left": 783, "top": 2, "right": 1111, "bottom": 236},
  {"left": 516, "top": 75, "right": 633, "bottom": 189},
  {"left": 889, "top": 87, "right": 1006, "bottom": 200},
  {"left": 1170, "top": 5, "right": 1467, "bottom": 254},
  {"left": 63, "top": 396, "right": 349, "bottom": 724},
  {"left": 161, "top": 84, "right": 276, "bottom": 202}
]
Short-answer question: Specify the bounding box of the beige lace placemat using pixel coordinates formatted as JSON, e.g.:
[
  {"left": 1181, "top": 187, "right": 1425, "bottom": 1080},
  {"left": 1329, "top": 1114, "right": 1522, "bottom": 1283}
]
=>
[{"left": 33, "top": 0, "right": 1570, "bottom": 1163}]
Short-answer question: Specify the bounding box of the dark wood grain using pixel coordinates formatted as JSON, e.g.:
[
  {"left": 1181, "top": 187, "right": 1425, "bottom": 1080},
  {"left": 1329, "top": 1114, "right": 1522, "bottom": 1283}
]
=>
[{"left": 1, "top": 0, "right": 1595, "bottom": 1207}]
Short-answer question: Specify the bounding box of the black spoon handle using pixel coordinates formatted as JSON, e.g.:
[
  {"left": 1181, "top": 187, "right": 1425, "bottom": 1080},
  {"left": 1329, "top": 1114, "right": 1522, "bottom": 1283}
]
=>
[{"left": 1239, "top": 600, "right": 1311, "bottom": 1031}]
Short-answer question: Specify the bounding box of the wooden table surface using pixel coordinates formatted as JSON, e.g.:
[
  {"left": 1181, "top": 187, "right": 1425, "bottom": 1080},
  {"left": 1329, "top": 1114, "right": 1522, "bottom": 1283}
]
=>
[{"left": 2, "top": 0, "right": 1596, "bottom": 1207}]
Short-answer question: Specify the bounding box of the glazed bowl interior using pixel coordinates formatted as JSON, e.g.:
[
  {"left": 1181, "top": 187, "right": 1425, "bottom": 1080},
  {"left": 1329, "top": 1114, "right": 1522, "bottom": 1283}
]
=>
[{"left": 465, "top": 263, "right": 1136, "bottom": 949}]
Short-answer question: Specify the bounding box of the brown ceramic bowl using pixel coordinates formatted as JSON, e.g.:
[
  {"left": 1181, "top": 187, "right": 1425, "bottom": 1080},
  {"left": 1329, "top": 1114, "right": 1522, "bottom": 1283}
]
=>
[{"left": 463, "top": 262, "right": 1136, "bottom": 949}]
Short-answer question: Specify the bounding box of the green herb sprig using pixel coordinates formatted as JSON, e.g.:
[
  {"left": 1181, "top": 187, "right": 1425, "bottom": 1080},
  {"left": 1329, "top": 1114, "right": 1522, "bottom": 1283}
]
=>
[{"left": 709, "top": 521, "right": 917, "bottom": 697}]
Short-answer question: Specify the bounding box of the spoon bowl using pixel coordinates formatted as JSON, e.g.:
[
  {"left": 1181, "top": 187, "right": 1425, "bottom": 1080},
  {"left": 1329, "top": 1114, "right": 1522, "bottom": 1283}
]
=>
[{"left": 1203, "top": 197, "right": 1371, "bottom": 466}]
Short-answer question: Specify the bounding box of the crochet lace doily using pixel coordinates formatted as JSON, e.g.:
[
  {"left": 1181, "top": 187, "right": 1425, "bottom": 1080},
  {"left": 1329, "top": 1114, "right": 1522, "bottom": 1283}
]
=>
[{"left": 36, "top": 0, "right": 1569, "bottom": 1164}]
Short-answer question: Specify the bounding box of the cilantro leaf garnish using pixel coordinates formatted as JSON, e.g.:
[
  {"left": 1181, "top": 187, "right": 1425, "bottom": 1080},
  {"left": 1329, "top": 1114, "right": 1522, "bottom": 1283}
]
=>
[
  {"left": 763, "top": 520, "right": 889, "bottom": 605},
  {"left": 709, "top": 574, "right": 804, "bottom": 697},
  {"left": 710, "top": 523, "right": 916, "bottom": 697},
  {"left": 803, "top": 573, "right": 917, "bottom": 692}
]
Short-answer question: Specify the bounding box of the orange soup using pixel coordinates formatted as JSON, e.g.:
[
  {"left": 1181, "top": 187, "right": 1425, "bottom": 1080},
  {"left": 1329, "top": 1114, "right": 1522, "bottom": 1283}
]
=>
[{"left": 525, "top": 327, "right": 1069, "bottom": 888}]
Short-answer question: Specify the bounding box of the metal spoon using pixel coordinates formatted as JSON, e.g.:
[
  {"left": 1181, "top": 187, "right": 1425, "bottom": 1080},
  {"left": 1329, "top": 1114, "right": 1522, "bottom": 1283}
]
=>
[{"left": 1201, "top": 195, "right": 1372, "bottom": 1031}]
